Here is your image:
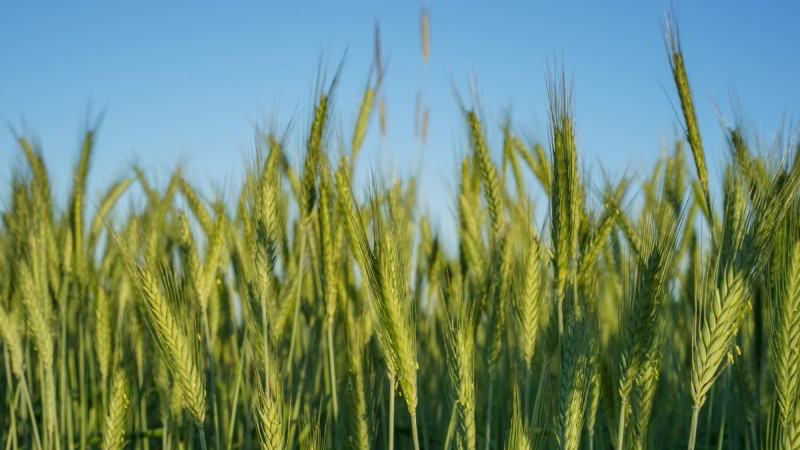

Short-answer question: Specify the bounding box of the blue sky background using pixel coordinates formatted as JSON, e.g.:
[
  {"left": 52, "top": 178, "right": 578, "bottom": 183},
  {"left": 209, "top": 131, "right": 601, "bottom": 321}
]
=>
[{"left": 1, "top": 1, "right": 798, "bottom": 253}]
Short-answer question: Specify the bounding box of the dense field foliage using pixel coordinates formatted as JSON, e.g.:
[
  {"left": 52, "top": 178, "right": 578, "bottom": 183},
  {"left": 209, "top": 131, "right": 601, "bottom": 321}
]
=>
[{"left": 2, "top": 19, "right": 800, "bottom": 450}]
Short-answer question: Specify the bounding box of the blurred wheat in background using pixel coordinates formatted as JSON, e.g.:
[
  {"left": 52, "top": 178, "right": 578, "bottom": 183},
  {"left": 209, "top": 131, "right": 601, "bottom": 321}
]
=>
[{"left": 2, "top": 7, "right": 800, "bottom": 450}]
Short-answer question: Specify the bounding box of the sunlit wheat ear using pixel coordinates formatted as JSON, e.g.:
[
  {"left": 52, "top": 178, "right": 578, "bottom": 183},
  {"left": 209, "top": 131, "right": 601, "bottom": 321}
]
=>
[
  {"left": 115, "top": 233, "right": 206, "bottom": 425},
  {"left": 95, "top": 284, "right": 112, "bottom": 384},
  {"left": 445, "top": 274, "right": 476, "bottom": 450},
  {"left": 197, "top": 213, "right": 228, "bottom": 312},
  {"left": 343, "top": 304, "right": 371, "bottom": 450},
  {"left": 0, "top": 305, "right": 24, "bottom": 379},
  {"left": 102, "top": 364, "right": 132, "bottom": 450},
  {"left": 507, "top": 383, "right": 533, "bottom": 450},
  {"left": 665, "top": 12, "right": 712, "bottom": 224},
  {"left": 88, "top": 176, "right": 132, "bottom": 251},
  {"left": 512, "top": 205, "right": 543, "bottom": 370},
  {"left": 298, "top": 417, "right": 325, "bottom": 450},
  {"left": 176, "top": 171, "right": 214, "bottom": 236},
  {"left": 466, "top": 110, "right": 503, "bottom": 244},
  {"left": 558, "top": 308, "right": 593, "bottom": 450},
  {"left": 631, "top": 350, "right": 663, "bottom": 450},
  {"left": 547, "top": 69, "right": 581, "bottom": 336},
  {"left": 19, "top": 231, "right": 58, "bottom": 441},
  {"left": 337, "top": 173, "right": 419, "bottom": 447},
  {"left": 19, "top": 138, "right": 53, "bottom": 217},
  {"left": 251, "top": 336, "right": 286, "bottom": 450},
  {"left": 70, "top": 129, "right": 94, "bottom": 285},
  {"left": 767, "top": 235, "right": 800, "bottom": 426},
  {"left": 319, "top": 161, "right": 337, "bottom": 323},
  {"left": 615, "top": 198, "right": 683, "bottom": 450},
  {"left": 352, "top": 85, "right": 376, "bottom": 161},
  {"left": 302, "top": 88, "right": 331, "bottom": 217}
]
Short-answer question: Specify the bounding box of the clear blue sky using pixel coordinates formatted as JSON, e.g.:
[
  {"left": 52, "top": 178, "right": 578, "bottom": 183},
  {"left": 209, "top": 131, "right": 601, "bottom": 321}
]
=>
[{"left": 2, "top": 1, "right": 798, "bottom": 253}]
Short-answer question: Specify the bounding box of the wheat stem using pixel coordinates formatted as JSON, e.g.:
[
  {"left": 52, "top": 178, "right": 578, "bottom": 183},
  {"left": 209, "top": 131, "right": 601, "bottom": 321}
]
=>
[
  {"left": 688, "top": 406, "right": 699, "bottom": 450},
  {"left": 388, "top": 372, "right": 395, "bottom": 450}
]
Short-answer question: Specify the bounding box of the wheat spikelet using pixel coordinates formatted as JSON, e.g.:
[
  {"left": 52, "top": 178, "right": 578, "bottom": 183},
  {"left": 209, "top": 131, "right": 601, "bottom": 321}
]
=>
[
  {"left": 783, "top": 395, "right": 800, "bottom": 449},
  {"left": 302, "top": 93, "right": 329, "bottom": 216},
  {"left": 102, "top": 365, "right": 131, "bottom": 450},
  {"left": 19, "top": 137, "right": 53, "bottom": 219},
  {"left": 617, "top": 201, "right": 681, "bottom": 400},
  {"left": 95, "top": 284, "right": 112, "bottom": 384},
  {"left": 299, "top": 418, "right": 325, "bottom": 450},
  {"left": 466, "top": 110, "right": 503, "bottom": 244},
  {"left": 125, "top": 257, "right": 206, "bottom": 424},
  {"left": 558, "top": 309, "right": 593, "bottom": 450},
  {"left": 507, "top": 384, "right": 533, "bottom": 450},
  {"left": 89, "top": 177, "right": 132, "bottom": 249},
  {"left": 176, "top": 171, "right": 214, "bottom": 236},
  {"left": 768, "top": 236, "right": 800, "bottom": 425},
  {"left": 0, "top": 305, "right": 24, "bottom": 379},
  {"left": 352, "top": 87, "right": 376, "bottom": 160},
  {"left": 691, "top": 265, "right": 749, "bottom": 410},
  {"left": 512, "top": 213, "right": 542, "bottom": 370},
  {"left": 337, "top": 173, "right": 419, "bottom": 448},
  {"left": 547, "top": 71, "right": 581, "bottom": 335},
  {"left": 252, "top": 339, "right": 286, "bottom": 450},
  {"left": 585, "top": 350, "right": 602, "bottom": 450},
  {"left": 197, "top": 214, "right": 228, "bottom": 312},
  {"left": 665, "top": 13, "right": 711, "bottom": 224},
  {"left": 631, "top": 352, "right": 663, "bottom": 450},
  {"left": 71, "top": 129, "right": 94, "bottom": 285},
  {"left": 445, "top": 274, "right": 476, "bottom": 450},
  {"left": 319, "top": 162, "right": 337, "bottom": 323},
  {"left": 20, "top": 258, "right": 59, "bottom": 442},
  {"left": 343, "top": 304, "right": 370, "bottom": 450}
]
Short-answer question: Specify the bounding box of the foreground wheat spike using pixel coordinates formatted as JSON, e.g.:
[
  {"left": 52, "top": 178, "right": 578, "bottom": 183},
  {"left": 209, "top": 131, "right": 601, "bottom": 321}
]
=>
[
  {"left": 95, "top": 284, "right": 112, "bottom": 384},
  {"left": 547, "top": 70, "right": 581, "bottom": 336},
  {"left": 118, "top": 241, "right": 206, "bottom": 425},
  {"left": 768, "top": 234, "right": 800, "bottom": 427},
  {"left": 102, "top": 365, "right": 131, "bottom": 450},
  {"left": 343, "top": 303, "right": 371, "bottom": 450},
  {"left": 446, "top": 274, "right": 476, "bottom": 450},
  {"left": 689, "top": 265, "right": 749, "bottom": 448},
  {"left": 70, "top": 129, "right": 94, "bottom": 286},
  {"left": 337, "top": 174, "right": 420, "bottom": 450},
  {"left": 616, "top": 198, "right": 683, "bottom": 449},
  {"left": 507, "top": 384, "right": 533, "bottom": 450},
  {"left": 466, "top": 110, "right": 503, "bottom": 244},
  {"left": 666, "top": 13, "right": 712, "bottom": 228},
  {"left": 253, "top": 343, "right": 286, "bottom": 450},
  {"left": 352, "top": 85, "right": 376, "bottom": 162},
  {"left": 176, "top": 171, "right": 214, "bottom": 236},
  {"left": 631, "top": 351, "right": 663, "bottom": 450},
  {"left": 513, "top": 206, "right": 543, "bottom": 371},
  {"left": 19, "top": 228, "right": 59, "bottom": 445},
  {"left": 558, "top": 305, "right": 593, "bottom": 450},
  {"left": 0, "top": 304, "right": 24, "bottom": 380},
  {"left": 319, "top": 160, "right": 339, "bottom": 418}
]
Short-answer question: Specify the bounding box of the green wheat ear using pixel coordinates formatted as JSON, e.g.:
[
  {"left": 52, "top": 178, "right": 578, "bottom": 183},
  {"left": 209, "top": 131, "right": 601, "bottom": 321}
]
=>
[
  {"left": 547, "top": 69, "right": 582, "bottom": 336},
  {"left": 102, "top": 363, "right": 132, "bottom": 450},
  {"left": 767, "top": 230, "right": 800, "bottom": 426},
  {"left": 665, "top": 12, "right": 712, "bottom": 228},
  {"left": 507, "top": 383, "right": 533, "bottom": 450},
  {"left": 445, "top": 273, "right": 476, "bottom": 450},
  {"left": 115, "top": 231, "right": 206, "bottom": 425}
]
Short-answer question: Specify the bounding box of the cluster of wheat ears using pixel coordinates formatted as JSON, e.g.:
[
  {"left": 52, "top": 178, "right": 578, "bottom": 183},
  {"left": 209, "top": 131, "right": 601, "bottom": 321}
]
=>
[{"left": 2, "top": 16, "right": 800, "bottom": 450}]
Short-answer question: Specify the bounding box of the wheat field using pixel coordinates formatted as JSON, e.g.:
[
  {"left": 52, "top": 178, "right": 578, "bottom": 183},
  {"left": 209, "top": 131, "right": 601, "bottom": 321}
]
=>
[{"left": 2, "top": 16, "right": 800, "bottom": 450}]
